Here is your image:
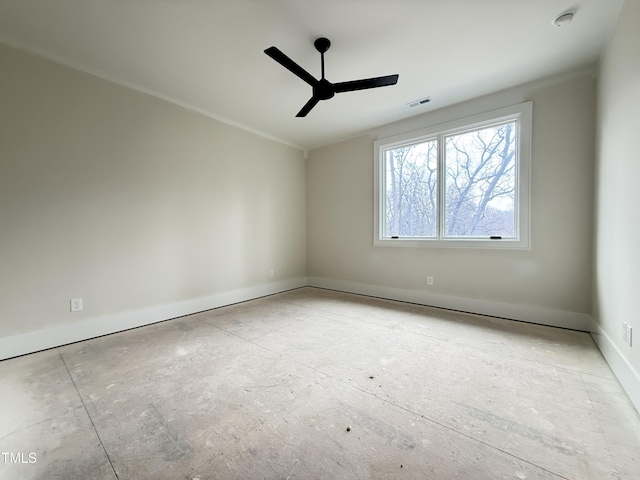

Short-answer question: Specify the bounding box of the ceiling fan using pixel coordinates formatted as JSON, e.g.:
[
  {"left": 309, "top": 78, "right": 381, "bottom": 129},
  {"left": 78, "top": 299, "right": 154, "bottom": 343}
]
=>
[{"left": 264, "top": 37, "right": 399, "bottom": 117}]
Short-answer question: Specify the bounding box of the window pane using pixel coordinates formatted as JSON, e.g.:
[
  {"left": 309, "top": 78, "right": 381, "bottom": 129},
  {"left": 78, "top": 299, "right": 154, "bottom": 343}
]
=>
[
  {"left": 444, "top": 121, "right": 517, "bottom": 238},
  {"left": 384, "top": 140, "right": 438, "bottom": 237}
]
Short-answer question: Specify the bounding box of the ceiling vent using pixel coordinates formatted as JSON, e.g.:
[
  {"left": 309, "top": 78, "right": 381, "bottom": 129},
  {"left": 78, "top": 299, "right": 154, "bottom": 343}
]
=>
[
  {"left": 553, "top": 11, "right": 575, "bottom": 27},
  {"left": 407, "top": 96, "right": 431, "bottom": 108}
]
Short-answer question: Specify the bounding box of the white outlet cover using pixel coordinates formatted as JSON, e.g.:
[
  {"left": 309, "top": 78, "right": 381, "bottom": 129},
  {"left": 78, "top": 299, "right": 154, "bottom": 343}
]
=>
[
  {"left": 623, "top": 323, "right": 633, "bottom": 347},
  {"left": 71, "top": 298, "right": 83, "bottom": 312}
]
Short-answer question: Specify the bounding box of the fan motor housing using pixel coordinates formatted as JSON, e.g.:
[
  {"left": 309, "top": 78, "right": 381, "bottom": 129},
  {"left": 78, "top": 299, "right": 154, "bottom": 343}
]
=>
[{"left": 315, "top": 79, "right": 335, "bottom": 100}]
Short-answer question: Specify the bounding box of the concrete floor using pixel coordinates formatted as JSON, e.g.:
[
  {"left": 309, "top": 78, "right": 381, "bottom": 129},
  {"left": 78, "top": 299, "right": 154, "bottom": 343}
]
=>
[{"left": 1, "top": 287, "right": 639, "bottom": 480}]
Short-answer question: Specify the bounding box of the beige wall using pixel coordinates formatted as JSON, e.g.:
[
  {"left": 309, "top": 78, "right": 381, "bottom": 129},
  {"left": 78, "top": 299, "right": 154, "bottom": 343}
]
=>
[
  {"left": 594, "top": 0, "right": 640, "bottom": 389},
  {"left": 0, "top": 43, "right": 306, "bottom": 338},
  {"left": 307, "top": 73, "right": 596, "bottom": 314}
]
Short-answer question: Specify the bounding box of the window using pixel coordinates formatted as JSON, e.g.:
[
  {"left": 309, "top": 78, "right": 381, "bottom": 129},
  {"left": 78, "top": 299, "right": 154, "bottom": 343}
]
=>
[{"left": 374, "top": 102, "right": 532, "bottom": 249}]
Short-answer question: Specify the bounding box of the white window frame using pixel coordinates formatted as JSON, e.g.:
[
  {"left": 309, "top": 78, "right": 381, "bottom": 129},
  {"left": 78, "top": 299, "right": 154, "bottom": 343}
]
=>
[{"left": 374, "top": 102, "right": 532, "bottom": 249}]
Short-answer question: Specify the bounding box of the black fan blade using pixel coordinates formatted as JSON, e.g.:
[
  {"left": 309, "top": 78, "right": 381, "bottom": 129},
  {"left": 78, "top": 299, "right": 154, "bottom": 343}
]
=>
[
  {"left": 264, "top": 46, "right": 318, "bottom": 87},
  {"left": 333, "top": 74, "right": 399, "bottom": 93},
  {"left": 296, "top": 96, "right": 320, "bottom": 117}
]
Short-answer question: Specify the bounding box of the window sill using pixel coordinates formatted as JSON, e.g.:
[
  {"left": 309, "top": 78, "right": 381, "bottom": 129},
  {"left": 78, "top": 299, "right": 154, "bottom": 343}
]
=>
[{"left": 374, "top": 237, "right": 530, "bottom": 249}]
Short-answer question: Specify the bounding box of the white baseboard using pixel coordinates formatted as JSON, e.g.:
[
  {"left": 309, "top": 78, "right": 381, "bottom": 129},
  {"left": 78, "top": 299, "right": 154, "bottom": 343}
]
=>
[
  {"left": 307, "top": 276, "right": 595, "bottom": 331},
  {"left": 0, "top": 277, "right": 307, "bottom": 361},
  {"left": 591, "top": 326, "right": 640, "bottom": 414}
]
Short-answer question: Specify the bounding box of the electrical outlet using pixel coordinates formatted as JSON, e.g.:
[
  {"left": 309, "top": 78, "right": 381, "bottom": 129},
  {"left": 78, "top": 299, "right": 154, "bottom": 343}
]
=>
[
  {"left": 269, "top": 269, "right": 274, "bottom": 278},
  {"left": 623, "top": 322, "right": 633, "bottom": 347},
  {"left": 427, "top": 276, "right": 434, "bottom": 286},
  {"left": 70, "top": 298, "right": 83, "bottom": 312}
]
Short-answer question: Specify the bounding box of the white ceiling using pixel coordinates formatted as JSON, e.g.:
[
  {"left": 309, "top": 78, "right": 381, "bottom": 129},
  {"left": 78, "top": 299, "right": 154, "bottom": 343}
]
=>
[{"left": 0, "top": 0, "right": 623, "bottom": 152}]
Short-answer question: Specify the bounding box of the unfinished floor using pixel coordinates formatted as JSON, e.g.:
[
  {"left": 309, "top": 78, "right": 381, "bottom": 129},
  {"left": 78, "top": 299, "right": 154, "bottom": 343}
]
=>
[{"left": 1, "top": 287, "right": 639, "bottom": 479}]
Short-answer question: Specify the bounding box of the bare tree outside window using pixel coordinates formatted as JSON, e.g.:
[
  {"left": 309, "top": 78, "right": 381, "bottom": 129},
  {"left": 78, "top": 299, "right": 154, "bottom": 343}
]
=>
[
  {"left": 375, "top": 102, "right": 531, "bottom": 248},
  {"left": 382, "top": 121, "right": 517, "bottom": 239},
  {"left": 444, "top": 121, "right": 516, "bottom": 237},
  {"left": 384, "top": 140, "right": 437, "bottom": 237}
]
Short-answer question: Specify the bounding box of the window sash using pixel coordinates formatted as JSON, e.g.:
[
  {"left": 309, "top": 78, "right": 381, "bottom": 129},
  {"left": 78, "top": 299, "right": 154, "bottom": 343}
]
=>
[
  {"left": 442, "top": 120, "right": 518, "bottom": 239},
  {"left": 382, "top": 138, "right": 438, "bottom": 238}
]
